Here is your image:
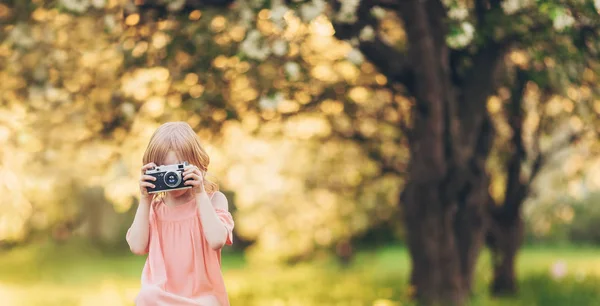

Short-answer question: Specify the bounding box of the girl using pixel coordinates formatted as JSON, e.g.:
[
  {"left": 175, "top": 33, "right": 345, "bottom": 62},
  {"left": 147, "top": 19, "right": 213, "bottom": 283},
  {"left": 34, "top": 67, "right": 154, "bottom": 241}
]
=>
[{"left": 126, "top": 122, "right": 234, "bottom": 306}]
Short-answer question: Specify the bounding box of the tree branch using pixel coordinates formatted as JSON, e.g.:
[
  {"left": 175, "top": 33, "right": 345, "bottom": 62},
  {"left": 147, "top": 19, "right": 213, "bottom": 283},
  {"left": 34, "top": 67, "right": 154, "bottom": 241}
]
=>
[
  {"left": 331, "top": 0, "right": 414, "bottom": 93},
  {"left": 358, "top": 40, "right": 414, "bottom": 92},
  {"left": 457, "top": 40, "right": 508, "bottom": 155},
  {"left": 530, "top": 130, "right": 585, "bottom": 184},
  {"left": 499, "top": 68, "right": 528, "bottom": 217}
]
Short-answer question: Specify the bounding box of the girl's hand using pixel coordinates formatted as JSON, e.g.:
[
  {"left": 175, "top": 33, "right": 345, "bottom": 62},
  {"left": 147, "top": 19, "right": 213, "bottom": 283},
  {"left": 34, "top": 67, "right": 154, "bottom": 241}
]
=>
[
  {"left": 139, "top": 162, "right": 157, "bottom": 201},
  {"left": 183, "top": 164, "right": 205, "bottom": 194}
]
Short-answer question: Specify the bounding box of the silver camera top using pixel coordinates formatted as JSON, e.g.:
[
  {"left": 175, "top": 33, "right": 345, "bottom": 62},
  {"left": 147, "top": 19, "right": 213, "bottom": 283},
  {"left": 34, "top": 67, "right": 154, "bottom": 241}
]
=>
[{"left": 145, "top": 161, "right": 189, "bottom": 175}]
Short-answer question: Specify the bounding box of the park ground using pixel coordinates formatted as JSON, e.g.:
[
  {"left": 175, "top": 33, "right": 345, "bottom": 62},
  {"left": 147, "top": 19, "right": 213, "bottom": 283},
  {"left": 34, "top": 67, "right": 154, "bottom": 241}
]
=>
[{"left": 2, "top": 242, "right": 600, "bottom": 306}]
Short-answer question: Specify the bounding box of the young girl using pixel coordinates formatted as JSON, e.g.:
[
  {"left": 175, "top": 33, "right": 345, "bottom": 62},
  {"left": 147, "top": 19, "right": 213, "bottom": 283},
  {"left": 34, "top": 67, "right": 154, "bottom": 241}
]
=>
[{"left": 126, "top": 122, "right": 234, "bottom": 306}]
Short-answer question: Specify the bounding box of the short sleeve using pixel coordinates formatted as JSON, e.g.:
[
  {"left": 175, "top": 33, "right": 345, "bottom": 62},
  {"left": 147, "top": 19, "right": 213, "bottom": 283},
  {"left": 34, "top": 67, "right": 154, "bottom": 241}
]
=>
[{"left": 215, "top": 208, "right": 234, "bottom": 245}]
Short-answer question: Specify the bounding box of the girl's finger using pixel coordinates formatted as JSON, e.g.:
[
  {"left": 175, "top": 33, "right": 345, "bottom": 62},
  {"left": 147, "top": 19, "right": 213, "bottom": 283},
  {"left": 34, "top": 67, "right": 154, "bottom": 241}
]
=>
[
  {"left": 184, "top": 173, "right": 201, "bottom": 181},
  {"left": 184, "top": 180, "right": 198, "bottom": 186},
  {"left": 140, "top": 182, "right": 156, "bottom": 188},
  {"left": 141, "top": 162, "right": 157, "bottom": 173},
  {"left": 141, "top": 175, "right": 157, "bottom": 181}
]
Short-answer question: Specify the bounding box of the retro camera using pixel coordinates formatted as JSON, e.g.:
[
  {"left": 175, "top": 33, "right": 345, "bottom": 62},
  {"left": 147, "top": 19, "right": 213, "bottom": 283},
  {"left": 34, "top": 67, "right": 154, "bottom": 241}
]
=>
[{"left": 145, "top": 162, "right": 192, "bottom": 194}]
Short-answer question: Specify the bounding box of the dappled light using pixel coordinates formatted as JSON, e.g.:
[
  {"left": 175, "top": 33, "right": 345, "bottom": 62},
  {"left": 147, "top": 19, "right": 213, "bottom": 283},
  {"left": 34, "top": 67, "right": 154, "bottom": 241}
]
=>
[{"left": 1, "top": 0, "right": 600, "bottom": 305}]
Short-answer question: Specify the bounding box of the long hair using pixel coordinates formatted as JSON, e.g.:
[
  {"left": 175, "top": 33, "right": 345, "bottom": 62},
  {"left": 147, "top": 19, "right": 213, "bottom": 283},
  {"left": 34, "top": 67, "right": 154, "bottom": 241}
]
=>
[{"left": 142, "top": 121, "right": 218, "bottom": 194}]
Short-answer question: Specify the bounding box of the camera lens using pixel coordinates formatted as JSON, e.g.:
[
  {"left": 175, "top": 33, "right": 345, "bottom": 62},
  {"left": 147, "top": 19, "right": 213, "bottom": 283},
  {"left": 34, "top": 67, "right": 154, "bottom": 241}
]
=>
[{"left": 164, "top": 171, "right": 181, "bottom": 187}]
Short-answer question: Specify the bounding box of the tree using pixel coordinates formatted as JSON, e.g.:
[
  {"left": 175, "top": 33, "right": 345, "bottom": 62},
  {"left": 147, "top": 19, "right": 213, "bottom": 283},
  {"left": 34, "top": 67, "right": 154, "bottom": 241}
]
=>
[{"left": 486, "top": 32, "right": 599, "bottom": 294}]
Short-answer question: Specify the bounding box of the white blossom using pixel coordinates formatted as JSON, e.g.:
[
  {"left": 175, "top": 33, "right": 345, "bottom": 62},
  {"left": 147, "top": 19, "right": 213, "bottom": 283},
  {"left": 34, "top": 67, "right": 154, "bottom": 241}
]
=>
[
  {"left": 121, "top": 103, "right": 136, "bottom": 118},
  {"left": 45, "top": 86, "right": 69, "bottom": 103},
  {"left": 270, "top": 1, "right": 289, "bottom": 30},
  {"left": 104, "top": 14, "right": 116, "bottom": 30},
  {"left": 284, "top": 62, "right": 301, "bottom": 81},
  {"left": 553, "top": 13, "right": 575, "bottom": 31},
  {"left": 91, "top": 0, "right": 105, "bottom": 9},
  {"left": 336, "top": 0, "right": 360, "bottom": 23},
  {"left": 448, "top": 6, "right": 468, "bottom": 20},
  {"left": 595, "top": 0, "right": 600, "bottom": 13},
  {"left": 9, "top": 24, "right": 35, "bottom": 48},
  {"left": 346, "top": 48, "right": 364, "bottom": 65},
  {"left": 462, "top": 22, "right": 475, "bottom": 37},
  {"left": 447, "top": 22, "right": 474, "bottom": 48},
  {"left": 259, "top": 93, "right": 284, "bottom": 110},
  {"left": 240, "top": 30, "right": 271, "bottom": 60},
  {"left": 167, "top": 0, "right": 186, "bottom": 11},
  {"left": 359, "top": 25, "right": 375, "bottom": 41},
  {"left": 270, "top": 4, "right": 288, "bottom": 21},
  {"left": 501, "top": 0, "right": 534, "bottom": 15},
  {"left": 52, "top": 50, "right": 68, "bottom": 64},
  {"left": 370, "top": 6, "right": 386, "bottom": 19},
  {"left": 300, "top": 0, "right": 326, "bottom": 22},
  {"left": 272, "top": 40, "right": 288, "bottom": 56},
  {"left": 60, "top": 0, "right": 90, "bottom": 13}
]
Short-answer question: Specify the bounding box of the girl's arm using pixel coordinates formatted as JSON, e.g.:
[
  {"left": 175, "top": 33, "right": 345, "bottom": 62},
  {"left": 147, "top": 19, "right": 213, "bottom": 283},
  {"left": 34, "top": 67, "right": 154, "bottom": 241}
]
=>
[
  {"left": 126, "top": 162, "right": 157, "bottom": 255},
  {"left": 126, "top": 198, "right": 152, "bottom": 255},
  {"left": 195, "top": 191, "right": 230, "bottom": 250}
]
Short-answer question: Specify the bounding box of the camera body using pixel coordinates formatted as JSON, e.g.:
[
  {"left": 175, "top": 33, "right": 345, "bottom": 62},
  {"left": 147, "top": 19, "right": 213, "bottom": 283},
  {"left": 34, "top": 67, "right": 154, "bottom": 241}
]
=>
[{"left": 145, "top": 162, "right": 192, "bottom": 194}]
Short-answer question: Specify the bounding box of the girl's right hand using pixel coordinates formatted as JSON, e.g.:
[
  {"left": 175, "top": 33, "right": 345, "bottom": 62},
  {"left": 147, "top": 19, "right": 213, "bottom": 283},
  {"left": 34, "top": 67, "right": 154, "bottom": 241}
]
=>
[{"left": 140, "top": 162, "right": 157, "bottom": 201}]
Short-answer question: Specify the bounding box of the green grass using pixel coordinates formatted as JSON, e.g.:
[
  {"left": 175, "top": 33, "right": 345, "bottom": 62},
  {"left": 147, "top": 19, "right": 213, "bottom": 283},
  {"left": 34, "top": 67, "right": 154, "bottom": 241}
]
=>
[{"left": 2, "top": 242, "right": 600, "bottom": 305}]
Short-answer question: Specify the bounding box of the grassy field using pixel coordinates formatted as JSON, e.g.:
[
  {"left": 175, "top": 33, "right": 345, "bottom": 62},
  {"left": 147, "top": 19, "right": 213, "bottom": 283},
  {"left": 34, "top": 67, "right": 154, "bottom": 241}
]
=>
[{"left": 1, "top": 242, "right": 600, "bottom": 305}]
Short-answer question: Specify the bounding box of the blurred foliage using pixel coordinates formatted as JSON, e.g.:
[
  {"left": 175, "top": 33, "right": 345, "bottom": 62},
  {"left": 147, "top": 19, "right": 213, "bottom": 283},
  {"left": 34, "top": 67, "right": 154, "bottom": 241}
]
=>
[
  {"left": 525, "top": 192, "right": 600, "bottom": 245},
  {"left": 1, "top": 0, "right": 600, "bottom": 264},
  {"left": 0, "top": 0, "right": 404, "bottom": 262}
]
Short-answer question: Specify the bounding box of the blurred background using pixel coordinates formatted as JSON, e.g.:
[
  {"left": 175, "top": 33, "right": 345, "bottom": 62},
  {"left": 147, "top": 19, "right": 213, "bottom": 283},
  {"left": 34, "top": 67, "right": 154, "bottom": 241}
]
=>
[{"left": 1, "top": 0, "right": 600, "bottom": 305}]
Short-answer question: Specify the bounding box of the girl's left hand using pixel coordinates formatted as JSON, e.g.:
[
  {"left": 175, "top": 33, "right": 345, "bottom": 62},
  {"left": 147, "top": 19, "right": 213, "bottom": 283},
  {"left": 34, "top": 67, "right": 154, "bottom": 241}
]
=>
[{"left": 183, "top": 164, "right": 205, "bottom": 194}]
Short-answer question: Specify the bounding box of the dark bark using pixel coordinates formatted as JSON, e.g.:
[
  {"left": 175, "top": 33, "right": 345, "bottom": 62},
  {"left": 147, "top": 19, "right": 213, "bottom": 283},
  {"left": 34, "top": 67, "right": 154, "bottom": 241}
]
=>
[
  {"left": 398, "top": 1, "right": 504, "bottom": 304},
  {"left": 486, "top": 69, "right": 587, "bottom": 295},
  {"left": 486, "top": 68, "right": 528, "bottom": 296},
  {"left": 487, "top": 209, "right": 524, "bottom": 296},
  {"left": 330, "top": 0, "right": 415, "bottom": 91}
]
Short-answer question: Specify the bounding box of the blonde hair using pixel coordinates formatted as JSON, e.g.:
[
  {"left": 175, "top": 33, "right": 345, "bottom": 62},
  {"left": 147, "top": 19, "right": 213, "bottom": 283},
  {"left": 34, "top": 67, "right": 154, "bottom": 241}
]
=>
[{"left": 143, "top": 121, "right": 218, "bottom": 194}]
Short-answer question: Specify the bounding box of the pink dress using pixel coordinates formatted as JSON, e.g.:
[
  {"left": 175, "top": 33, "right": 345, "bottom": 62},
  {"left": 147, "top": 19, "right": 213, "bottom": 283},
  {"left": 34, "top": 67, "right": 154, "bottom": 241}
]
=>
[{"left": 127, "top": 193, "right": 234, "bottom": 306}]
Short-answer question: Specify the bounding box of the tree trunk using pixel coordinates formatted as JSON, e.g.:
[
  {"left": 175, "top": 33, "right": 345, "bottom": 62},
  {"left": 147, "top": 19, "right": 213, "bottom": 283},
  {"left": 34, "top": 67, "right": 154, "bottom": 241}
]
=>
[
  {"left": 486, "top": 68, "right": 528, "bottom": 296},
  {"left": 397, "top": 0, "right": 504, "bottom": 303},
  {"left": 487, "top": 210, "right": 524, "bottom": 295},
  {"left": 402, "top": 116, "right": 493, "bottom": 305}
]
